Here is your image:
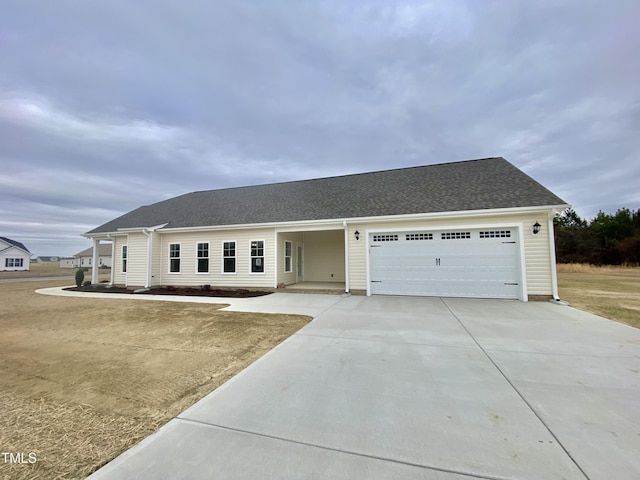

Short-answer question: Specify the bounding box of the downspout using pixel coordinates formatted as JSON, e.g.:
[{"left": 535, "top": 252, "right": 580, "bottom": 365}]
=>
[
  {"left": 343, "top": 220, "right": 350, "bottom": 294},
  {"left": 548, "top": 212, "right": 561, "bottom": 301}
]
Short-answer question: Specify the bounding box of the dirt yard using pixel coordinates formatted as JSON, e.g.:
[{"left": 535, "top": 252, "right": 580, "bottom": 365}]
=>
[
  {"left": 0, "top": 280, "right": 310, "bottom": 480},
  {"left": 557, "top": 264, "right": 640, "bottom": 329}
]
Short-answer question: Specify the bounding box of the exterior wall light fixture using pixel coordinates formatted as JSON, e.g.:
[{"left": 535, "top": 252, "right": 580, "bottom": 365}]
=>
[
  {"left": 532, "top": 222, "right": 541, "bottom": 235},
  {"left": 354, "top": 230, "right": 360, "bottom": 241}
]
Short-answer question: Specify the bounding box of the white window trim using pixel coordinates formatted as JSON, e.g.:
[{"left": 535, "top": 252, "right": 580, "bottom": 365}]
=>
[
  {"left": 168, "top": 242, "right": 181, "bottom": 274},
  {"left": 250, "top": 239, "right": 266, "bottom": 274},
  {"left": 121, "top": 244, "right": 128, "bottom": 273},
  {"left": 195, "top": 241, "right": 210, "bottom": 274},
  {"left": 222, "top": 240, "right": 237, "bottom": 275},
  {"left": 284, "top": 240, "right": 292, "bottom": 273}
]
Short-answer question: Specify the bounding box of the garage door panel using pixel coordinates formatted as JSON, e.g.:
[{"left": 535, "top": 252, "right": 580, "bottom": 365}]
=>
[{"left": 369, "top": 228, "right": 521, "bottom": 299}]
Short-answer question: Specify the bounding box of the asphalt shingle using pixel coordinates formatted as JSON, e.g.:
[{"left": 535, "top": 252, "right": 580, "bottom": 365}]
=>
[{"left": 86, "top": 157, "right": 567, "bottom": 234}]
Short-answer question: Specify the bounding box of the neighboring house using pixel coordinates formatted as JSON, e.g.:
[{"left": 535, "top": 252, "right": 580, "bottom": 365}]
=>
[
  {"left": 84, "top": 157, "right": 569, "bottom": 301},
  {"left": 0, "top": 237, "right": 31, "bottom": 271},
  {"left": 59, "top": 257, "right": 76, "bottom": 268},
  {"left": 74, "top": 244, "right": 113, "bottom": 268},
  {"left": 33, "top": 256, "right": 61, "bottom": 263}
]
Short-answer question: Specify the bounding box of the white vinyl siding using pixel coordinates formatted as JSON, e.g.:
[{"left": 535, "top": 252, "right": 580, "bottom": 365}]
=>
[
  {"left": 125, "top": 233, "right": 148, "bottom": 287},
  {"left": 155, "top": 228, "right": 275, "bottom": 287},
  {"left": 302, "top": 230, "right": 345, "bottom": 282},
  {"left": 112, "top": 236, "right": 127, "bottom": 284},
  {"left": 276, "top": 232, "right": 303, "bottom": 286}
]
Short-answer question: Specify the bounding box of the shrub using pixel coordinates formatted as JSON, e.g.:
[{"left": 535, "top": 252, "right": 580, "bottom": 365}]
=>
[
  {"left": 83, "top": 280, "right": 91, "bottom": 287},
  {"left": 75, "top": 268, "right": 85, "bottom": 287}
]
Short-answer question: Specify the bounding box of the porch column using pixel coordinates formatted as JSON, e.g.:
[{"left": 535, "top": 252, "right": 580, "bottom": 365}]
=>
[
  {"left": 91, "top": 238, "right": 99, "bottom": 284},
  {"left": 343, "top": 221, "right": 350, "bottom": 293}
]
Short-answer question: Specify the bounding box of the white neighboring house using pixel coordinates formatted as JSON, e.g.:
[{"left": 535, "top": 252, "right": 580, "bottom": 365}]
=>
[
  {"left": 0, "top": 237, "right": 31, "bottom": 271},
  {"left": 74, "top": 244, "right": 113, "bottom": 268},
  {"left": 59, "top": 257, "right": 76, "bottom": 268}
]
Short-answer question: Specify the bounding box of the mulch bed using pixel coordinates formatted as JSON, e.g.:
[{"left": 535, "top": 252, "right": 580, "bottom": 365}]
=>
[{"left": 64, "top": 285, "right": 272, "bottom": 298}]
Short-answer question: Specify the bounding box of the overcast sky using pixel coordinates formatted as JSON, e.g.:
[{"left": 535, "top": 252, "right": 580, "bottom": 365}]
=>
[{"left": 1, "top": 1, "right": 638, "bottom": 256}]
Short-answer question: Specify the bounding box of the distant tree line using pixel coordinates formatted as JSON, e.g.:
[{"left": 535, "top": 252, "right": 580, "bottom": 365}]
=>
[{"left": 554, "top": 208, "right": 640, "bottom": 265}]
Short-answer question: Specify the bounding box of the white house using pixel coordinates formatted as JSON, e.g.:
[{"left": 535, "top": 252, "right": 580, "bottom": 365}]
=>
[
  {"left": 83, "top": 157, "right": 569, "bottom": 301},
  {"left": 0, "top": 237, "right": 31, "bottom": 271},
  {"left": 74, "top": 244, "right": 113, "bottom": 268},
  {"left": 59, "top": 257, "right": 77, "bottom": 268}
]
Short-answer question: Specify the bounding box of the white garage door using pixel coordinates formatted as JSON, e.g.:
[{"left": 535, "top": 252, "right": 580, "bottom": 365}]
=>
[{"left": 369, "top": 228, "right": 521, "bottom": 299}]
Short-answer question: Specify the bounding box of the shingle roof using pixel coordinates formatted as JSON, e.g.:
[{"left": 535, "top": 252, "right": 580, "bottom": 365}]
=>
[
  {"left": 74, "top": 244, "right": 114, "bottom": 257},
  {"left": 0, "top": 237, "right": 30, "bottom": 253},
  {"left": 86, "top": 157, "right": 567, "bottom": 234}
]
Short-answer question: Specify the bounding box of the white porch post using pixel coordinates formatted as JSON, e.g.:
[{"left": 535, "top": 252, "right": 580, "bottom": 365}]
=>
[
  {"left": 91, "top": 238, "right": 99, "bottom": 284},
  {"left": 343, "top": 221, "right": 350, "bottom": 293}
]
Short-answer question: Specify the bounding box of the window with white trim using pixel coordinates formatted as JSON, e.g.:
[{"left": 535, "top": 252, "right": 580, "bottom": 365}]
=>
[
  {"left": 169, "top": 243, "right": 181, "bottom": 273},
  {"left": 197, "top": 242, "right": 209, "bottom": 273},
  {"left": 223, "top": 241, "right": 236, "bottom": 273},
  {"left": 5, "top": 258, "right": 23, "bottom": 268},
  {"left": 122, "top": 245, "right": 127, "bottom": 273},
  {"left": 251, "top": 240, "right": 264, "bottom": 273},
  {"left": 284, "top": 241, "right": 292, "bottom": 273}
]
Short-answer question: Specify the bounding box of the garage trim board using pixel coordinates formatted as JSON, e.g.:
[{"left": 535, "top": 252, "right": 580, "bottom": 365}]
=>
[{"left": 365, "top": 224, "right": 527, "bottom": 300}]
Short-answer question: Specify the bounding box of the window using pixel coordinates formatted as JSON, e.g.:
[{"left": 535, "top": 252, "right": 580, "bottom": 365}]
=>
[
  {"left": 479, "top": 230, "right": 511, "bottom": 238},
  {"left": 284, "top": 241, "right": 292, "bottom": 273},
  {"left": 223, "top": 241, "right": 236, "bottom": 273},
  {"left": 122, "top": 245, "right": 127, "bottom": 273},
  {"left": 441, "top": 232, "right": 471, "bottom": 240},
  {"left": 169, "top": 243, "right": 181, "bottom": 273},
  {"left": 5, "top": 258, "right": 23, "bottom": 268},
  {"left": 251, "top": 240, "right": 264, "bottom": 273},
  {"left": 197, "top": 242, "right": 209, "bottom": 273},
  {"left": 372, "top": 234, "right": 398, "bottom": 242},
  {"left": 406, "top": 233, "right": 433, "bottom": 241}
]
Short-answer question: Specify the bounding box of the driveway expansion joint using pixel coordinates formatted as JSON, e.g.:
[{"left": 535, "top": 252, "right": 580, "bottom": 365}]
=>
[
  {"left": 440, "top": 298, "right": 592, "bottom": 480},
  {"left": 175, "top": 417, "right": 518, "bottom": 480}
]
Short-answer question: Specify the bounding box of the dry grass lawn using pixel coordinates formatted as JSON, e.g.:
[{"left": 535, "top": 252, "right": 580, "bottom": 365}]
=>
[
  {"left": 0, "top": 262, "right": 110, "bottom": 282},
  {"left": 557, "top": 263, "right": 640, "bottom": 329},
  {"left": 0, "top": 280, "right": 310, "bottom": 480}
]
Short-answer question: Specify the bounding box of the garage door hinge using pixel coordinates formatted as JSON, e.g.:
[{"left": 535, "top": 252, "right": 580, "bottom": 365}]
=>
[
  {"left": 371, "top": 280, "right": 382, "bottom": 283},
  {"left": 504, "top": 283, "right": 519, "bottom": 285},
  {"left": 502, "top": 241, "right": 516, "bottom": 244}
]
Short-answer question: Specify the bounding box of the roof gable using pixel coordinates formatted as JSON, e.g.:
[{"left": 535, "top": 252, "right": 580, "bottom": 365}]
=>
[
  {"left": 0, "top": 237, "right": 30, "bottom": 253},
  {"left": 86, "top": 157, "right": 567, "bottom": 234}
]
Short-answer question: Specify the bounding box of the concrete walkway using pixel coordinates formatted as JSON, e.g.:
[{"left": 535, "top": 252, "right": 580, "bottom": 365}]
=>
[
  {"left": 74, "top": 294, "right": 640, "bottom": 479},
  {"left": 35, "top": 286, "right": 346, "bottom": 316}
]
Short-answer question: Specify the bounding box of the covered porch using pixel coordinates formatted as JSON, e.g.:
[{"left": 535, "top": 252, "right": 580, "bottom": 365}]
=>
[{"left": 276, "top": 224, "right": 352, "bottom": 293}]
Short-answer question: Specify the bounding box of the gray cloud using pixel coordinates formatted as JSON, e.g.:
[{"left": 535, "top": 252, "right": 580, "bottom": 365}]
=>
[{"left": 1, "top": 0, "right": 638, "bottom": 256}]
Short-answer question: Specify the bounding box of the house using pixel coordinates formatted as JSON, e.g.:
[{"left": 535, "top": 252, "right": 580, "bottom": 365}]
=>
[
  {"left": 33, "top": 256, "right": 61, "bottom": 263},
  {"left": 0, "top": 237, "right": 31, "bottom": 271},
  {"left": 59, "top": 257, "right": 77, "bottom": 268},
  {"left": 84, "top": 157, "right": 569, "bottom": 301},
  {"left": 74, "top": 244, "right": 113, "bottom": 268}
]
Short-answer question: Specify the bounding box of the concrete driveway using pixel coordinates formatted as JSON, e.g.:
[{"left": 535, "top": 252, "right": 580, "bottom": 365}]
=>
[{"left": 89, "top": 296, "right": 640, "bottom": 480}]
